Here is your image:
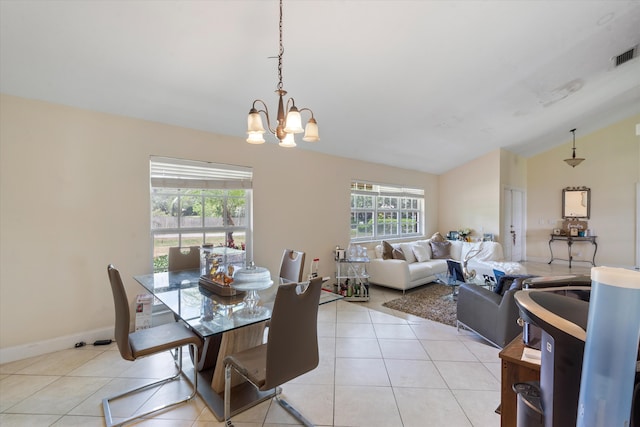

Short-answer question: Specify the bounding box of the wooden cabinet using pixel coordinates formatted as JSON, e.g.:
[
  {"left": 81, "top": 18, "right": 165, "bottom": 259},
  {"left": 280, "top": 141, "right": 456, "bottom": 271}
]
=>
[{"left": 498, "top": 334, "right": 541, "bottom": 427}]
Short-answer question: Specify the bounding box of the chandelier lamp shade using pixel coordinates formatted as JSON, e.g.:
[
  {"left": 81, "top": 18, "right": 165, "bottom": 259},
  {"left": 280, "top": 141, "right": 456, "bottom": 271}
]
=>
[
  {"left": 246, "top": 0, "right": 319, "bottom": 147},
  {"left": 564, "top": 128, "right": 585, "bottom": 167}
]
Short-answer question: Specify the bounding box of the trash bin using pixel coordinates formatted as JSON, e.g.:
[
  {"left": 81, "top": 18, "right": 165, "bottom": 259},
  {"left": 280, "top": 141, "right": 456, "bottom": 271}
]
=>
[{"left": 513, "top": 381, "right": 543, "bottom": 427}]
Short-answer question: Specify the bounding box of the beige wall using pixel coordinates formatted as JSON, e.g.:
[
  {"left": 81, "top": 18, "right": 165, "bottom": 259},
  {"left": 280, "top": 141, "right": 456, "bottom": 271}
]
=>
[
  {"left": 0, "top": 94, "right": 438, "bottom": 354},
  {"left": 526, "top": 114, "right": 640, "bottom": 267},
  {"left": 438, "top": 150, "right": 501, "bottom": 241},
  {"left": 1, "top": 93, "right": 638, "bottom": 359}
]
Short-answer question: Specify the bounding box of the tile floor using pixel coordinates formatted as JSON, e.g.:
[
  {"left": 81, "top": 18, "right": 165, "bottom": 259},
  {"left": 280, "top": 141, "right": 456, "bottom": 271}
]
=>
[{"left": 0, "top": 261, "right": 589, "bottom": 427}]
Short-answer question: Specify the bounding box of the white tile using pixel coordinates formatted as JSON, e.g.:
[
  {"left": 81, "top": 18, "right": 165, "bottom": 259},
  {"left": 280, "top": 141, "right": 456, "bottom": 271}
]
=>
[
  {"left": 483, "top": 361, "right": 502, "bottom": 382},
  {"left": 0, "top": 413, "right": 63, "bottom": 426},
  {"left": 373, "top": 323, "right": 417, "bottom": 339},
  {"left": 434, "top": 361, "right": 500, "bottom": 391},
  {"left": 66, "top": 350, "right": 133, "bottom": 377},
  {"left": 50, "top": 415, "right": 109, "bottom": 426},
  {"left": 462, "top": 340, "right": 501, "bottom": 363},
  {"left": 452, "top": 389, "right": 501, "bottom": 427},
  {"left": 421, "top": 340, "right": 478, "bottom": 362},
  {"left": 335, "top": 322, "right": 376, "bottom": 338},
  {"left": 378, "top": 339, "right": 430, "bottom": 360},
  {"left": 317, "top": 321, "right": 336, "bottom": 338},
  {"left": 335, "top": 358, "right": 390, "bottom": 387},
  {"left": 336, "top": 310, "right": 371, "bottom": 324},
  {"left": 334, "top": 385, "right": 402, "bottom": 427},
  {"left": 335, "top": 338, "right": 381, "bottom": 358},
  {"left": 7, "top": 376, "right": 111, "bottom": 415},
  {"left": 369, "top": 310, "right": 408, "bottom": 324},
  {"left": 135, "top": 378, "right": 205, "bottom": 421},
  {"left": 0, "top": 374, "right": 59, "bottom": 412},
  {"left": 0, "top": 354, "right": 48, "bottom": 374},
  {"left": 393, "top": 387, "right": 472, "bottom": 427},
  {"left": 384, "top": 359, "right": 447, "bottom": 388},
  {"left": 409, "top": 322, "right": 461, "bottom": 341},
  {"left": 68, "top": 377, "right": 159, "bottom": 417},
  {"left": 265, "top": 383, "right": 334, "bottom": 426},
  {"left": 14, "top": 349, "right": 103, "bottom": 376}
]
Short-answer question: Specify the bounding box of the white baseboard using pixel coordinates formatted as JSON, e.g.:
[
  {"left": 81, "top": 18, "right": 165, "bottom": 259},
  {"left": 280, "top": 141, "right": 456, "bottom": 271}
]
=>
[
  {"left": 0, "top": 326, "right": 114, "bottom": 364},
  {"left": 0, "top": 311, "right": 176, "bottom": 365}
]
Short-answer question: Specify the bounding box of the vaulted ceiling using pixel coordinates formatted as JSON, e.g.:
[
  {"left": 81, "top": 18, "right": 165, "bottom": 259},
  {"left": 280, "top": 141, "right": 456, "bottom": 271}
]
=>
[{"left": 2, "top": 1, "right": 639, "bottom": 174}]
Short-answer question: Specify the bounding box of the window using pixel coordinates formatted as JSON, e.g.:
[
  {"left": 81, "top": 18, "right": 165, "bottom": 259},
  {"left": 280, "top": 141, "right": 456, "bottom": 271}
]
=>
[
  {"left": 150, "top": 157, "right": 252, "bottom": 272},
  {"left": 350, "top": 181, "right": 424, "bottom": 242}
]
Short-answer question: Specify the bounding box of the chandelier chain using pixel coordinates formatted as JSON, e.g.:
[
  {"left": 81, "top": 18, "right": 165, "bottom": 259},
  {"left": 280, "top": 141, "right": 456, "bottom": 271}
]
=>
[{"left": 277, "top": 0, "right": 284, "bottom": 91}]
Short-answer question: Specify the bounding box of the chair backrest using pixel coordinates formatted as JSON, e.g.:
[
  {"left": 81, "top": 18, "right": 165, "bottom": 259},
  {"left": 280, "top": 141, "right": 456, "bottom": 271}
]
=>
[
  {"left": 168, "top": 246, "right": 200, "bottom": 272},
  {"left": 264, "top": 276, "right": 323, "bottom": 389},
  {"left": 107, "top": 264, "right": 134, "bottom": 361},
  {"left": 447, "top": 259, "right": 465, "bottom": 282},
  {"left": 279, "top": 249, "right": 306, "bottom": 282}
]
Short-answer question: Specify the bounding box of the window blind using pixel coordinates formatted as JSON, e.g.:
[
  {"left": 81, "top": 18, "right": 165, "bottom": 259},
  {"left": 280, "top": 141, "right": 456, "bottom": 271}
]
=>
[{"left": 150, "top": 156, "right": 252, "bottom": 190}]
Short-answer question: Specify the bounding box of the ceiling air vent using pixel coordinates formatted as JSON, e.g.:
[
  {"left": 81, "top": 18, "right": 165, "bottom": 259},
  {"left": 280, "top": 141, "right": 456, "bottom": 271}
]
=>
[{"left": 614, "top": 46, "right": 636, "bottom": 67}]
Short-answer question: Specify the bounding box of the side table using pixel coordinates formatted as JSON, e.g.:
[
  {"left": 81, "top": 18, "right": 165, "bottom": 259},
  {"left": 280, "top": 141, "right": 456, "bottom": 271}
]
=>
[
  {"left": 498, "top": 334, "right": 541, "bottom": 427},
  {"left": 548, "top": 234, "right": 597, "bottom": 268}
]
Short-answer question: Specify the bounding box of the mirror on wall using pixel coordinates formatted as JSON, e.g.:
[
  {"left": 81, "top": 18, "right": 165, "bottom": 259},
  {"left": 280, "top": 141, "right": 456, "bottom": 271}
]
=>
[{"left": 563, "top": 187, "right": 590, "bottom": 219}]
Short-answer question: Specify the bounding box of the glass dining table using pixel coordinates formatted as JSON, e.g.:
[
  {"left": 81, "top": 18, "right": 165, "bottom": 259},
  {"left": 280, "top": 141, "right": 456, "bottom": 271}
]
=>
[{"left": 133, "top": 268, "right": 341, "bottom": 420}]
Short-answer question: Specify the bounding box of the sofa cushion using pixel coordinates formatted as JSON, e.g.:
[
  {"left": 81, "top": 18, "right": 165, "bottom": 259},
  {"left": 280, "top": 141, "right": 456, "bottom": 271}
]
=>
[
  {"left": 382, "top": 241, "right": 394, "bottom": 260},
  {"left": 407, "top": 261, "right": 442, "bottom": 282},
  {"left": 430, "top": 240, "right": 451, "bottom": 259},
  {"left": 412, "top": 241, "right": 431, "bottom": 262},
  {"left": 399, "top": 242, "right": 417, "bottom": 263},
  {"left": 449, "top": 240, "right": 463, "bottom": 261}
]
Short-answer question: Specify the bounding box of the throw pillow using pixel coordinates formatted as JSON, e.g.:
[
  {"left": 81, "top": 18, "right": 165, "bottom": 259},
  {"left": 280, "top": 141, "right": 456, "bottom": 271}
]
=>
[
  {"left": 399, "top": 243, "right": 417, "bottom": 263},
  {"left": 431, "top": 232, "right": 446, "bottom": 243},
  {"left": 374, "top": 245, "right": 383, "bottom": 259},
  {"left": 382, "top": 241, "right": 394, "bottom": 260},
  {"left": 430, "top": 240, "right": 451, "bottom": 259},
  {"left": 392, "top": 247, "right": 406, "bottom": 260},
  {"left": 412, "top": 243, "right": 431, "bottom": 262}
]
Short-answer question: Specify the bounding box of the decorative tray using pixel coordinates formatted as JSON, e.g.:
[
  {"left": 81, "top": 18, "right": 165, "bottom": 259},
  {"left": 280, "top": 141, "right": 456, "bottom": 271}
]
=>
[{"left": 198, "top": 275, "right": 241, "bottom": 296}]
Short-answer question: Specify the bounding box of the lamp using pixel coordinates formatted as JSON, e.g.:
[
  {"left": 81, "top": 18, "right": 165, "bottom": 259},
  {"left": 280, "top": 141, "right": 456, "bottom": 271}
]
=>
[
  {"left": 564, "top": 128, "right": 585, "bottom": 167},
  {"left": 246, "top": 0, "right": 319, "bottom": 147}
]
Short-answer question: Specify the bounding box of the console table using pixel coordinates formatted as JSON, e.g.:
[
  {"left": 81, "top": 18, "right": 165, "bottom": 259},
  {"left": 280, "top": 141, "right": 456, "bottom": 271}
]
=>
[{"left": 548, "top": 235, "right": 597, "bottom": 268}]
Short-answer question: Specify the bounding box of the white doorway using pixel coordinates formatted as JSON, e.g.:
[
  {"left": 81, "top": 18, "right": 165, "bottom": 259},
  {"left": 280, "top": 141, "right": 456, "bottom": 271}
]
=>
[{"left": 503, "top": 187, "right": 526, "bottom": 262}]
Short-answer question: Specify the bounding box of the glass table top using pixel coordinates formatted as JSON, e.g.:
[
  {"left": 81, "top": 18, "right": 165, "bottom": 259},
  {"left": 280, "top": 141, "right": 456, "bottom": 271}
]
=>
[{"left": 133, "top": 269, "right": 341, "bottom": 338}]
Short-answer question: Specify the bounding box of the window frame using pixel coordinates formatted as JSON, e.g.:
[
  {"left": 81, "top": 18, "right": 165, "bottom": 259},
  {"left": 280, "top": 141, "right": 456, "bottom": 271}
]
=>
[
  {"left": 150, "top": 157, "right": 253, "bottom": 272},
  {"left": 350, "top": 181, "right": 424, "bottom": 243}
]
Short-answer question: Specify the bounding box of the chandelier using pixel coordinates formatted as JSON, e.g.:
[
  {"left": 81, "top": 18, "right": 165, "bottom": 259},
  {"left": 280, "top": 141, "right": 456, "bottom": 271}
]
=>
[
  {"left": 564, "top": 128, "right": 585, "bottom": 167},
  {"left": 246, "top": 0, "right": 319, "bottom": 147}
]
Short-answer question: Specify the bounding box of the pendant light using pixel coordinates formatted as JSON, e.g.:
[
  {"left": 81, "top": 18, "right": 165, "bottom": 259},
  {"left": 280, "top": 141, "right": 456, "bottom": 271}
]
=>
[{"left": 564, "top": 128, "right": 585, "bottom": 167}]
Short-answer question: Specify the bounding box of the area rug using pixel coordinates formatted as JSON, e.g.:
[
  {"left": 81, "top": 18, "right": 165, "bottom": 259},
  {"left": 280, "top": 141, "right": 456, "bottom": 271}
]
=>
[{"left": 382, "top": 283, "right": 457, "bottom": 327}]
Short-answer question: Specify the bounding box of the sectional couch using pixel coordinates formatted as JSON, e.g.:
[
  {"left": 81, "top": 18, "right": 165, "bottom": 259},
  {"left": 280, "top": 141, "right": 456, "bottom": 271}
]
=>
[{"left": 367, "top": 237, "right": 525, "bottom": 292}]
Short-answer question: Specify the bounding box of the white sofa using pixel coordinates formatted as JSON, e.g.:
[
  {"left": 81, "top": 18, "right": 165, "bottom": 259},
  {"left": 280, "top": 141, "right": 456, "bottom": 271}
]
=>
[{"left": 367, "top": 238, "right": 525, "bottom": 292}]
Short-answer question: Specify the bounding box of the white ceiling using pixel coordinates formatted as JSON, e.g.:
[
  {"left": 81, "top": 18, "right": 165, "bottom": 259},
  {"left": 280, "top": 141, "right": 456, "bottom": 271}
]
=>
[{"left": 1, "top": 0, "right": 639, "bottom": 174}]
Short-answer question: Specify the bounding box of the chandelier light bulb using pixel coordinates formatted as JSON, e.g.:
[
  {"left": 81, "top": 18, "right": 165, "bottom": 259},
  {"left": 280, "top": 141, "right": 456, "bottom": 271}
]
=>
[{"left": 278, "top": 132, "right": 297, "bottom": 148}]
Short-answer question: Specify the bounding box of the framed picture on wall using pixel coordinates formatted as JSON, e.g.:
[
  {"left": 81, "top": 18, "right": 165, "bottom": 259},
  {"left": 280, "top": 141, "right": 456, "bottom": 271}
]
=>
[
  {"left": 448, "top": 231, "right": 459, "bottom": 240},
  {"left": 482, "top": 233, "right": 494, "bottom": 242}
]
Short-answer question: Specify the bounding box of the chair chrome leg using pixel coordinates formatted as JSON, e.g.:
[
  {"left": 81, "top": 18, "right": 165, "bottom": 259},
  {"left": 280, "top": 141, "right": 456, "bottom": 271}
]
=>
[
  {"left": 102, "top": 344, "right": 198, "bottom": 427},
  {"left": 275, "top": 393, "right": 315, "bottom": 427}
]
